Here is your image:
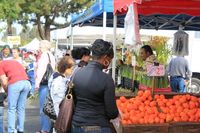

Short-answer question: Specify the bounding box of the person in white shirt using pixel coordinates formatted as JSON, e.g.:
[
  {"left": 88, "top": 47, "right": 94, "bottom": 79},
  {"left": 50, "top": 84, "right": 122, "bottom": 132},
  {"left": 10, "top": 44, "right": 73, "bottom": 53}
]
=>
[{"left": 35, "top": 40, "right": 56, "bottom": 133}]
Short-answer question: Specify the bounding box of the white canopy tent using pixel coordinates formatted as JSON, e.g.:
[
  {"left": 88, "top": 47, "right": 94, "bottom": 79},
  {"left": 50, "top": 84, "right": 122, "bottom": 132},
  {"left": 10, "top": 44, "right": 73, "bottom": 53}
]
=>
[{"left": 20, "top": 38, "right": 40, "bottom": 51}]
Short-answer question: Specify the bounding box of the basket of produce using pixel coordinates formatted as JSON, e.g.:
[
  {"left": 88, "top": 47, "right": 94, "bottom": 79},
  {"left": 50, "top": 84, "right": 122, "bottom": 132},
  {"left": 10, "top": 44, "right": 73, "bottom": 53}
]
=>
[{"left": 115, "top": 90, "right": 200, "bottom": 133}]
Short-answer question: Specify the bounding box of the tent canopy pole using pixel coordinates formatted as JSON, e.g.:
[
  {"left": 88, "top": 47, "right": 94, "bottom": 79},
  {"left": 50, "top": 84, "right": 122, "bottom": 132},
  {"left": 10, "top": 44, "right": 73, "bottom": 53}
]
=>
[
  {"left": 112, "top": 14, "right": 117, "bottom": 82},
  {"left": 103, "top": 12, "right": 107, "bottom": 40},
  {"left": 70, "top": 25, "right": 74, "bottom": 50}
]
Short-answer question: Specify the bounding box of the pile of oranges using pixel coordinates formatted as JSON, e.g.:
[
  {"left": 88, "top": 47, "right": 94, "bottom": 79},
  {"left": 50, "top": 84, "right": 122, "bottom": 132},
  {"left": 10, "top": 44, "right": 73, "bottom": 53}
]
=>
[{"left": 116, "top": 90, "right": 200, "bottom": 125}]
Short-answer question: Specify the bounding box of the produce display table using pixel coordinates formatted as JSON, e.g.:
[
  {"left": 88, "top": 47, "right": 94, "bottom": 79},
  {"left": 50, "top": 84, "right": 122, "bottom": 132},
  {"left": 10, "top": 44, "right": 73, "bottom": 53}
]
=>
[
  {"left": 117, "top": 123, "right": 169, "bottom": 133},
  {"left": 114, "top": 92, "right": 200, "bottom": 133},
  {"left": 169, "top": 122, "right": 200, "bottom": 133},
  {"left": 115, "top": 122, "right": 200, "bottom": 133}
]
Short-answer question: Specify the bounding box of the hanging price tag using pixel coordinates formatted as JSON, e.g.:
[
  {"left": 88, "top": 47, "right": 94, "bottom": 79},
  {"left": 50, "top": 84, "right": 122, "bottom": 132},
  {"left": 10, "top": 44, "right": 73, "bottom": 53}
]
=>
[{"left": 146, "top": 64, "right": 165, "bottom": 77}]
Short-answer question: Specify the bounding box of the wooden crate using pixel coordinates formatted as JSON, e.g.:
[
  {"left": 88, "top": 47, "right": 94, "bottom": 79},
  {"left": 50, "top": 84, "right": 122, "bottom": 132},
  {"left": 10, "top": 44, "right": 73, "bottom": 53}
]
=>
[
  {"left": 169, "top": 122, "right": 200, "bottom": 133},
  {"left": 114, "top": 122, "right": 200, "bottom": 133},
  {"left": 123, "top": 124, "right": 169, "bottom": 133},
  {"left": 115, "top": 123, "right": 169, "bottom": 133}
]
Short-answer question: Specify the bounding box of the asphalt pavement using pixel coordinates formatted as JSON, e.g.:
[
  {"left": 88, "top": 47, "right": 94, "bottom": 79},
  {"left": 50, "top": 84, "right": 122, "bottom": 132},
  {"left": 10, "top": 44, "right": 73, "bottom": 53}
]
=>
[{"left": 3, "top": 99, "right": 40, "bottom": 133}]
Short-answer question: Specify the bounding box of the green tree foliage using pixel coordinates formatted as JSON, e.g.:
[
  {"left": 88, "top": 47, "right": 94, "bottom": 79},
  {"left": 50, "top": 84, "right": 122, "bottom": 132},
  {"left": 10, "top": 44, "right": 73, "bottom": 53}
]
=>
[
  {"left": 21, "top": 0, "right": 94, "bottom": 40},
  {"left": 0, "top": 0, "right": 24, "bottom": 35}
]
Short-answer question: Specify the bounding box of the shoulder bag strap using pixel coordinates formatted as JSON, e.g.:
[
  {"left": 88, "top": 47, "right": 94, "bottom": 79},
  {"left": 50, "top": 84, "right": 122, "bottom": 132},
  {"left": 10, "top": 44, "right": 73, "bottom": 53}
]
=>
[
  {"left": 47, "top": 53, "right": 51, "bottom": 64},
  {"left": 66, "top": 67, "right": 81, "bottom": 95}
]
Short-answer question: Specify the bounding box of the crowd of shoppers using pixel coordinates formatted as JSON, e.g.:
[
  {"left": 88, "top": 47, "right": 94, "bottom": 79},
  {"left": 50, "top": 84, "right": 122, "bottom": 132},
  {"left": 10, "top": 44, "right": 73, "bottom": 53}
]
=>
[{"left": 0, "top": 39, "right": 118, "bottom": 133}]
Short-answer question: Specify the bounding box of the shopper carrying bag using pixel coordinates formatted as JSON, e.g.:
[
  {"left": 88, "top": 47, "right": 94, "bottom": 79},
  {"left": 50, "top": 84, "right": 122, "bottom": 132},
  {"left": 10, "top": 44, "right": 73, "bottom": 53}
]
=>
[{"left": 54, "top": 67, "right": 80, "bottom": 133}]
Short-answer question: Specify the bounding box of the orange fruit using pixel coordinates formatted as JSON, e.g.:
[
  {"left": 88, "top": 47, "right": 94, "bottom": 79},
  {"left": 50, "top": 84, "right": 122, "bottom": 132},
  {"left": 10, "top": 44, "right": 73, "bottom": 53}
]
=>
[
  {"left": 144, "top": 100, "right": 150, "bottom": 106},
  {"left": 139, "top": 118, "right": 145, "bottom": 124},
  {"left": 160, "top": 94, "right": 165, "bottom": 100},
  {"left": 191, "top": 96, "right": 198, "bottom": 102},
  {"left": 174, "top": 116, "right": 181, "bottom": 122},
  {"left": 150, "top": 101, "right": 156, "bottom": 107},
  {"left": 183, "top": 103, "right": 189, "bottom": 109},
  {"left": 154, "top": 94, "right": 160, "bottom": 100},
  {"left": 189, "top": 101, "right": 196, "bottom": 109},
  {"left": 175, "top": 101, "right": 181, "bottom": 106},
  {"left": 181, "top": 115, "right": 189, "bottom": 122},
  {"left": 160, "top": 119, "right": 165, "bottom": 123},
  {"left": 177, "top": 106, "right": 183, "bottom": 113},
  {"left": 166, "top": 114, "right": 173, "bottom": 122},
  {"left": 159, "top": 113, "right": 166, "bottom": 119},
  {"left": 137, "top": 90, "right": 144, "bottom": 97},
  {"left": 120, "top": 96, "right": 127, "bottom": 103},
  {"left": 148, "top": 96, "right": 153, "bottom": 101},
  {"left": 186, "top": 94, "right": 191, "bottom": 100},
  {"left": 179, "top": 96, "right": 187, "bottom": 103},
  {"left": 155, "top": 117, "right": 160, "bottom": 123}
]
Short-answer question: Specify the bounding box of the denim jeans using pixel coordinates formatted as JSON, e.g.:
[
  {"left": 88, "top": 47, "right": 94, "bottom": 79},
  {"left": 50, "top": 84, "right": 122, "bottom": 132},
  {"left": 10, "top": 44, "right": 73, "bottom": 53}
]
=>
[
  {"left": 7, "top": 80, "right": 31, "bottom": 133},
  {"left": 0, "top": 106, "right": 4, "bottom": 133},
  {"left": 170, "top": 77, "right": 186, "bottom": 93},
  {"left": 39, "top": 85, "right": 51, "bottom": 132},
  {"left": 30, "top": 80, "right": 35, "bottom": 95},
  {"left": 71, "top": 125, "right": 111, "bottom": 133}
]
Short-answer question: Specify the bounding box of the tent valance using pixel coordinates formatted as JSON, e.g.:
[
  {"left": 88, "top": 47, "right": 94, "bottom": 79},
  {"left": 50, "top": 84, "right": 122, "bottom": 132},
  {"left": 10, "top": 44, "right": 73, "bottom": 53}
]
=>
[
  {"left": 71, "top": 0, "right": 200, "bottom": 31},
  {"left": 114, "top": 0, "right": 200, "bottom": 16},
  {"left": 114, "top": 0, "right": 141, "bottom": 14},
  {"left": 71, "top": 0, "right": 113, "bottom": 26}
]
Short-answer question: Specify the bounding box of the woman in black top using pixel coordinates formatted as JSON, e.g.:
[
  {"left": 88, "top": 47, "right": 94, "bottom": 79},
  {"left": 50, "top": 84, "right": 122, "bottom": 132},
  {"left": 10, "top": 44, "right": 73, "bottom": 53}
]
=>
[{"left": 71, "top": 39, "right": 119, "bottom": 133}]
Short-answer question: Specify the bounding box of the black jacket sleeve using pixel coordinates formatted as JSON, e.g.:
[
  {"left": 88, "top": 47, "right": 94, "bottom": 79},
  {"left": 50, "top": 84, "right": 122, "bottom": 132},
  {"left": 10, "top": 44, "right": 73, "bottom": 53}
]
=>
[{"left": 104, "top": 75, "right": 119, "bottom": 120}]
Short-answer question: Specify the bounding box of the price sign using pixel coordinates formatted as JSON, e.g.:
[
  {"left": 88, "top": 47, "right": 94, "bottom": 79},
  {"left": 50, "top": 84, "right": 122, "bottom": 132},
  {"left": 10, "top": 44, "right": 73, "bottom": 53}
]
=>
[{"left": 146, "top": 64, "right": 165, "bottom": 77}]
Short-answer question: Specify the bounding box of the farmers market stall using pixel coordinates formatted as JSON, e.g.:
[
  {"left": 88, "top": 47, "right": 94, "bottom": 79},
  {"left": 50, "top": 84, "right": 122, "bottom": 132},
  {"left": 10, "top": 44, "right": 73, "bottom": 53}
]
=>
[{"left": 113, "top": 1, "right": 200, "bottom": 133}]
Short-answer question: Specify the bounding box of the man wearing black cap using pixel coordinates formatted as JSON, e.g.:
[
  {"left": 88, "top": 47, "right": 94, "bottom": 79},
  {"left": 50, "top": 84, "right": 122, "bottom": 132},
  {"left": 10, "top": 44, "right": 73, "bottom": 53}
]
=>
[{"left": 0, "top": 45, "right": 13, "bottom": 60}]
